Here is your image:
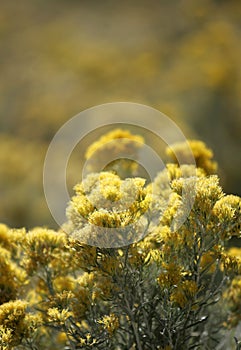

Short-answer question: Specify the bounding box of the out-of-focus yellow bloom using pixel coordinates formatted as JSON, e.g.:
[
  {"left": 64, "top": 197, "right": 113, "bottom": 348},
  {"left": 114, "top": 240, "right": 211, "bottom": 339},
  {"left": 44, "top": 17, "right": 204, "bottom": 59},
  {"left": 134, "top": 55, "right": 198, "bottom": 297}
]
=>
[
  {"left": 224, "top": 276, "right": 241, "bottom": 327},
  {"left": 170, "top": 280, "right": 198, "bottom": 308},
  {"left": 85, "top": 129, "right": 144, "bottom": 177},
  {"left": 158, "top": 262, "right": 182, "bottom": 288},
  {"left": 53, "top": 276, "right": 76, "bottom": 292},
  {"left": 166, "top": 140, "right": 217, "bottom": 175},
  {"left": 200, "top": 251, "right": 217, "bottom": 273},
  {"left": 221, "top": 252, "right": 241, "bottom": 275},
  {"left": 57, "top": 332, "right": 68, "bottom": 344},
  {"left": 227, "top": 247, "right": 241, "bottom": 259},
  {"left": 0, "top": 247, "right": 27, "bottom": 304},
  {"left": 86, "top": 129, "right": 144, "bottom": 159}
]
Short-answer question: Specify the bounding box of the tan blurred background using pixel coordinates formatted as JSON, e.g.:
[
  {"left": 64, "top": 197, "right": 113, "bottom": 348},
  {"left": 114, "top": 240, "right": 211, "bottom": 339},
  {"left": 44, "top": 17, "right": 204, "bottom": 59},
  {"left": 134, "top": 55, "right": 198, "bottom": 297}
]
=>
[{"left": 0, "top": 0, "right": 240, "bottom": 228}]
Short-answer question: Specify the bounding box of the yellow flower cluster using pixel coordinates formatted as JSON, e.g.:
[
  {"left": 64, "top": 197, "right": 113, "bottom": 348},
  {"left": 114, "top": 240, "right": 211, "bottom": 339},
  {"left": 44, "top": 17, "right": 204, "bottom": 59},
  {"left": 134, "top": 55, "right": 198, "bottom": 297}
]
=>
[
  {"left": 86, "top": 129, "right": 144, "bottom": 159},
  {"left": 98, "top": 313, "right": 119, "bottom": 336},
  {"left": 22, "top": 227, "right": 67, "bottom": 274},
  {"left": 47, "top": 307, "right": 72, "bottom": 324},
  {"left": 85, "top": 129, "right": 144, "bottom": 177},
  {"left": 0, "top": 224, "right": 24, "bottom": 254},
  {"left": 172, "top": 175, "right": 223, "bottom": 214},
  {"left": 158, "top": 262, "right": 182, "bottom": 288},
  {"left": 221, "top": 251, "right": 241, "bottom": 275},
  {"left": 170, "top": 280, "right": 198, "bottom": 308},
  {"left": 78, "top": 333, "right": 97, "bottom": 348},
  {"left": 0, "top": 130, "right": 241, "bottom": 349},
  {"left": 66, "top": 172, "right": 151, "bottom": 246},
  {"left": 166, "top": 140, "right": 217, "bottom": 174},
  {"left": 224, "top": 277, "right": 241, "bottom": 327},
  {"left": 0, "top": 227, "right": 27, "bottom": 304},
  {"left": 200, "top": 250, "right": 218, "bottom": 273},
  {"left": 0, "top": 248, "right": 24, "bottom": 304},
  {"left": 0, "top": 300, "right": 41, "bottom": 348},
  {"left": 213, "top": 195, "right": 241, "bottom": 238}
]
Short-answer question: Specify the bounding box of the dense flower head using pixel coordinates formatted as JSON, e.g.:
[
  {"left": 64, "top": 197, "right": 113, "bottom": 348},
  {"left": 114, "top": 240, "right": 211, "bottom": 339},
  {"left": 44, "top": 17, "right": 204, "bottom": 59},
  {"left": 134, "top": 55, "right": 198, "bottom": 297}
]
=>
[
  {"left": 213, "top": 195, "right": 241, "bottom": 238},
  {"left": 98, "top": 313, "right": 119, "bottom": 336},
  {"left": 47, "top": 307, "right": 72, "bottom": 324},
  {"left": 0, "top": 300, "right": 41, "bottom": 348},
  {"left": 0, "top": 246, "right": 27, "bottom": 304},
  {"left": 170, "top": 280, "right": 198, "bottom": 308},
  {"left": 85, "top": 128, "right": 144, "bottom": 177},
  {"left": 0, "top": 225, "right": 25, "bottom": 257},
  {"left": 172, "top": 175, "right": 223, "bottom": 216},
  {"left": 22, "top": 227, "right": 67, "bottom": 274},
  {"left": 158, "top": 262, "right": 182, "bottom": 288},
  {"left": 166, "top": 139, "right": 217, "bottom": 174},
  {"left": 149, "top": 164, "right": 205, "bottom": 232},
  {"left": 221, "top": 251, "right": 241, "bottom": 275},
  {"left": 66, "top": 171, "right": 151, "bottom": 246}
]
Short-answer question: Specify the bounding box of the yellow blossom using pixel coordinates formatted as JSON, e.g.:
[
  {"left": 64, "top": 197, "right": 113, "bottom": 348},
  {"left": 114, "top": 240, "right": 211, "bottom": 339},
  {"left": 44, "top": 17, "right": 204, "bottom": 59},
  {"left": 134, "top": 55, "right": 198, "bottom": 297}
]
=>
[
  {"left": 221, "top": 252, "right": 241, "bottom": 275},
  {"left": 158, "top": 262, "right": 182, "bottom": 288},
  {"left": 0, "top": 300, "right": 41, "bottom": 347},
  {"left": 85, "top": 129, "right": 144, "bottom": 160},
  {"left": 213, "top": 195, "right": 241, "bottom": 238},
  {"left": 200, "top": 251, "right": 217, "bottom": 273},
  {"left": 47, "top": 308, "right": 72, "bottom": 324},
  {"left": 66, "top": 172, "right": 150, "bottom": 246},
  {"left": 170, "top": 280, "right": 198, "bottom": 308},
  {"left": 98, "top": 313, "right": 119, "bottom": 336},
  {"left": 224, "top": 277, "right": 241, "bottom": 327},
  {"left": 22, "top": 227, "right": 67, "bottom": 273},
  {"left": 85, "top": 129, "right": 144, "bottom": 177},
  {"left": 166, "top": 140, "right": 217, "bottom": 174}
]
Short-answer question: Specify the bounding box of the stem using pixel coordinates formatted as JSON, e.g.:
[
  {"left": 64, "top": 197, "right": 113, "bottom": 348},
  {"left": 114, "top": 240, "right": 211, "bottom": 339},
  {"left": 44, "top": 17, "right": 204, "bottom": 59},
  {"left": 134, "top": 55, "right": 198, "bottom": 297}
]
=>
[
  {"left": 44, "top": 266, "right": 55, "bottom": 296},
  {"left": 123, "top": 293, "right": 143, "bottom": 350},
  {"left": 138, "top": 272, "right": 155, "bottom": 350}
]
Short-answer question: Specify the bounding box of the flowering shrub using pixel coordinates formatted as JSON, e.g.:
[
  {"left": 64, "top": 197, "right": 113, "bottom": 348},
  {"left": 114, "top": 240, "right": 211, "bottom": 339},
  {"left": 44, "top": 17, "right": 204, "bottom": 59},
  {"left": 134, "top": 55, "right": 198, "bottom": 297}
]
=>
[{"left": 0, "top": 129, "right": 241, "bottom": 349}]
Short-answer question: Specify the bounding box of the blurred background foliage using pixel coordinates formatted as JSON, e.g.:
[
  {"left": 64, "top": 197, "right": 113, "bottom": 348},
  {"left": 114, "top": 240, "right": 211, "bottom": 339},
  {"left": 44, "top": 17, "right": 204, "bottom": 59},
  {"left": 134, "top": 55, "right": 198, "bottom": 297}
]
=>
[{"left": 0, "top": 0, "right": 240, "bottom": 228}]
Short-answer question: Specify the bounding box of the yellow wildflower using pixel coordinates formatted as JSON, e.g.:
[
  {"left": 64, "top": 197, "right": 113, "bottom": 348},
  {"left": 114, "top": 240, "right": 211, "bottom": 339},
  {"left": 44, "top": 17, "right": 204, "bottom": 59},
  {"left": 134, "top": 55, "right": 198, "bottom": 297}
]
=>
[
  {"left": 85, "top": 128, "right": 144, "bottom": 176},
  {"left": 0, "top": 300, "right": 41, "bottom": 347},
  {"left": 0, "top": 247, "right": 27, "bottom": 304},
  {"left": 213, "top": 195, "right": 241, "bottom": 238},
  {"left": 66, "top": 172, "right": 150, "bottom": 246},
  {"left": 166, "top": 139, "right": 217, "bottom": 174},
  {"left": 158, "top": 262, "right": 182, "bottom": 288},
  {"left": 98, "top": 313, "right": 119, "bottom": 336},
  {"left": 47, "top": 308, "right": 72, "bottom": 324},
  {"left": 85, "top": 128, "right": 144, "bottom": 160},
  {"left": 22, "top": 227, "right": 67, "bottom": 273},
  {"left": 200, "top": 251, "right": 217, "bottom": 273},
  {"left": 170, "top": 280, "right": 198, "bottom": 308},
  {"left": 224, "top": 277, "right": 241, "bottom": 327},
  {"left": 221, "top": 252, "right": 241, "bottom": 275}
]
